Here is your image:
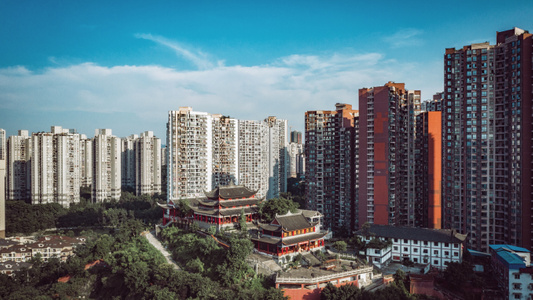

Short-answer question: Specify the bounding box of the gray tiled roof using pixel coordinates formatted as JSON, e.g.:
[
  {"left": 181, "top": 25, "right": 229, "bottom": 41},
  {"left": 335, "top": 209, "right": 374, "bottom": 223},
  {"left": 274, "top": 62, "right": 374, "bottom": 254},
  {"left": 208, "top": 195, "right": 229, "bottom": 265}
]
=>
[
  {"left": 204, "top": 184, "right": 257, "bottom": 199},
  {"left": 275, "top": 214, "right": 313, "bottom": 232},
  {"left": 355, "top": 224, "right": 467, "bottom": 244}
]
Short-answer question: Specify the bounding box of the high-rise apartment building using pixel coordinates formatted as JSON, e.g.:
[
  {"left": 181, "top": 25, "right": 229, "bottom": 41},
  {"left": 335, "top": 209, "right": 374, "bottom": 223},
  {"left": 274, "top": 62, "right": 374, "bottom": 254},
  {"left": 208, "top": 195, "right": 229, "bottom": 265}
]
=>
[
  {"left": 288, "top": 142, "right": 304, "bottom": 178},
  {"left": 358, "top": 82, "right": 421, "bottom": 227},
  {"left": 0, "top": 129, "right": 6, "bottom": 238},
  {"left": 31, "top": 126, "right": 81, "bottom": 207},
  {"left": 7, "top": 130, "right": 31, "bottom": 201},
  {"left": 237, "top": 120, "right": 269, "bottom": 198},
  {"left": 121, "top": 134, "right": 137, "bottom": 191},
  {"left": 79, "top": 134, "right": 93, "bottom": 188},
  {"left": 135, "top": 131, "right": 162, "bottom": 195},
  {"left": 305, "top": 103, "right": 357, "bottom": 230},
  {"left": 92, "top": 129, "right": 121, "bottom": 202},
  {"left": 415, "top": 111, "right": 442, "bottom": 229},
  {"left": 167, "top": 107, "right": 212, "bottom": 200},
  {"left": 265, "top": 116, "right": 288, "bottom": 199},
  {"left": 291, "top": 131, "right": 302, "bottom": 144},
  {"left": 166, "top": 107, "right": 287, "bottom": 202},
  {"left": 443, "top": 28, "right": 532, "bottom": 251},
  {"left": 212, "top": 114, "right": 239, "bottom": 188}
]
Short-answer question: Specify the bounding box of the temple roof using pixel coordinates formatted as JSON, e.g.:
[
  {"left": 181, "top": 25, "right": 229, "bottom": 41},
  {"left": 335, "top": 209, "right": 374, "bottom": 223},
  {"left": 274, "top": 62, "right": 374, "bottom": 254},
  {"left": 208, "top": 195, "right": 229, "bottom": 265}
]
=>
[
  {"left": 192, "top": 206, "right": 257, "bottom": 217},
  {"left": 252, "top": 232, "right": 327, "bottom": 246},
  {"left": 275, "top": 213, "right": 314, "bottom": 232},
  {"left": 204, "top": 182, "right": 257, "bottom": 199},
  {"left": 197, "top": 198, "right": 261, "bottom": 208}
]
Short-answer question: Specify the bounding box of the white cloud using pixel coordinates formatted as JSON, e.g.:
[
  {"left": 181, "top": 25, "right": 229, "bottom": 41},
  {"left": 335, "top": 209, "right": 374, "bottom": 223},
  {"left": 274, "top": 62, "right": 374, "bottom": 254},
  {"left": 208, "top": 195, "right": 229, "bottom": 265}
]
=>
[
  {"left": 383, "top": 28, "right": 424, "bottom": 48},
  {"left": 135, "top": 33, "right": 217, "bottom": 70},
  {"left": 0, "top": 49, "right": 442, "bottom": 137}
]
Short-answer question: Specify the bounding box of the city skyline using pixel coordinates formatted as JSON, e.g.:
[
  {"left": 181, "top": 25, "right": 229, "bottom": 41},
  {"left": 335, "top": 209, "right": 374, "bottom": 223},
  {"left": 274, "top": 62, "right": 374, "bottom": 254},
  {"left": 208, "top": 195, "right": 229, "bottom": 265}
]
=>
[{"left": 1, "top": 1, "right": 532, "bottom": 139}]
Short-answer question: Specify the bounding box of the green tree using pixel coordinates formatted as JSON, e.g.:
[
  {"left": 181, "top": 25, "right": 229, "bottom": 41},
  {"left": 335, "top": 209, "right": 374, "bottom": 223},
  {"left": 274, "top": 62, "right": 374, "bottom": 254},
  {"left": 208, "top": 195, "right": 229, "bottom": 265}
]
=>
[
  {"left": 333, "top": 240, "right": 348, "bottom": 253},
  {"left": 258, "top": 197, "right": 299, "bottom": 222},
  {"left": 239, "top": 208, "right": 248, "bottom": 234}
]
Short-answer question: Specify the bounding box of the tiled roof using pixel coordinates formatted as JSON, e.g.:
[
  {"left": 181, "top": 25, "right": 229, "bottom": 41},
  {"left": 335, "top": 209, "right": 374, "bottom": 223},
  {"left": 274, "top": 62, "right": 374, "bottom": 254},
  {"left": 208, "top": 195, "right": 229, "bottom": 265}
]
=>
[
  {"left": 197, "top": 198, "right": 260, "bottom": 208},
  {"left": 0, "top": 260, "right": 32, "bottom": 271},
  {"left": 281, "top": 232, "right": 328, "bottom": 246},
  {"left": 355, "top": 224, "right": 467, "bottom": 244},
  {"left": 275, "top": 214, "right": 313, "bottom": 232},
  {"left": 204, "top": 183, "right": 257, "bottom": 199}
]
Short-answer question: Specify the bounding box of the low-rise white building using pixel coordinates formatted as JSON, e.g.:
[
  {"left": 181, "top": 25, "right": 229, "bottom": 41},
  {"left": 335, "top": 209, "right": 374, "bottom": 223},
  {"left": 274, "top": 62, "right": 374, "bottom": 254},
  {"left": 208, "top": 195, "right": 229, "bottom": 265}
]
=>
[
  {"left": 355, "top": 224, "right": 466, "bottom": 270},
  {"left": 490, "top": 245, "right": 533, "bottom": 300}
]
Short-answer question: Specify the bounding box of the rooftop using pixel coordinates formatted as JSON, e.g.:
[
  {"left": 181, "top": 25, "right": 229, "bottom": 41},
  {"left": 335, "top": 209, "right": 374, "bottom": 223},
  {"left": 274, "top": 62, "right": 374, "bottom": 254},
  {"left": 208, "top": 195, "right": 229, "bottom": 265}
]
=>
[
  {"left": 204, "top": 182, "right": 257, "bottom": 199},
  {"left": 355, "top": 224, "right": 467, "bottom": 244}
]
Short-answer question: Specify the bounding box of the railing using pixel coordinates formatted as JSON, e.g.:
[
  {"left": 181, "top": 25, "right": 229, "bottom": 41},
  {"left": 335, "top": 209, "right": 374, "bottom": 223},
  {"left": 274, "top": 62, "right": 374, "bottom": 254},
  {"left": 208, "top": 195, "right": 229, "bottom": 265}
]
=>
[{"left": 276, "top": 266, "right": 374, "bottom": 284}]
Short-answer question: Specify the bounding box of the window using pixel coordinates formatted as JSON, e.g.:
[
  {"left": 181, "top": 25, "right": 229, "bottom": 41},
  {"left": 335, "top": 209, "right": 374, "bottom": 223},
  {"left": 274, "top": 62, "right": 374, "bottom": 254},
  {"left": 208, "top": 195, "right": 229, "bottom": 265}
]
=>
[
  {"left": 394, "top": 246, "right": 398, "bottom": 251},
  {"left": 414, "top": 248, "right": 418, "bottom": 253},
  {"left": 404, "top": 247, "right": 408, "bottom": 252},
  {"left": 423, "top": 249, "right": 428, "bottom": 254},
  {"left": 444, "top": 251, "right": 449, "bottom": 256},
  {"left": 445, "top": 243, "right": 449, "bottom": 247},
  {"left": 423, "top": 241, "right": 428, "bottom": 246},
  {"left": 453, "top": 252, "right": 459, "bottom": 257},
  {"left": 434, "top": 242, "right": 439, "bottom": 247},
  {"left": 404, "top": 239, "right": 409, "bottom": 244},
  {"left": 514, "top": 273, "right": 520, "bottom": 280},
  {"left": 433, "top": 260, "right": 439, "bottom": 265},
  {"left": 434, "top": 250, "right": 438, "bottom": 255}
]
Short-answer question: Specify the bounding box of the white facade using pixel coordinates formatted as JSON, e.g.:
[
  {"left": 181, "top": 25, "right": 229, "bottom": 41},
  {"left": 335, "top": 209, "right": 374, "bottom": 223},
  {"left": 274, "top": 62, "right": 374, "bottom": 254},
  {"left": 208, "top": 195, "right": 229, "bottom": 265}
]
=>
[
  {"left": 92, "top": 129, "right": 121, "bottom": 202},
  {"left": 166, "top": 107, "right": 288, "bottom": 202},
  {"left": 211, "top": 115, "right": 239, "bottom": 188},
  {"left": 79, "top": 135, "right": 93, "bottom": 188},
  {"left": 0, "top": 129, "right": 5, "bottom": 238},
  {"left": 357, "top": 225, "right": 465, "bottom": 270},
  {"left": 6, "top": 130, "right": 31, "bottom": 201},
  {"left": 167, "top": 107, "right": 212, "bottom": 200},
  {"left": 238, "top": 120, "right": 269, "bottom": 198},
  {"left": 288, "top": 142, "right": 304, "bottom": 178},
  {"left": 490, "top": 245, "right": 533, "bottom": 300},
  {"left": 265, "top": 117, "right": 288, "bottom": 199},
  {"left": 135, "top": 131, "right": 162, "bottom": 195},
  {"left": 31, "top": 126, "right": 81, "bottom": 207}
]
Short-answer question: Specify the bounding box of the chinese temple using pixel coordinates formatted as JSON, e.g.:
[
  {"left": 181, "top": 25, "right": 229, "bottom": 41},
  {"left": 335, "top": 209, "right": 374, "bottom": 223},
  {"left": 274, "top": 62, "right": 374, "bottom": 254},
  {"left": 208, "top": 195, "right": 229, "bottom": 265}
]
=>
[
  {"left": 252, "top": 210, "right": 327, "bottom": 260},
  {"left": 160, "top": 183, "right": 262, "bottom": 231}
]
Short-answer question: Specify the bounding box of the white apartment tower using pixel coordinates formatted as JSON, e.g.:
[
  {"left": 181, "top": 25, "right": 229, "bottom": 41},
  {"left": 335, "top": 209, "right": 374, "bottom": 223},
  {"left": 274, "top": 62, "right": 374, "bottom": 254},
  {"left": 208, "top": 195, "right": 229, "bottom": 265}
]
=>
[
  {"left": 167, "top": 107, "right": 212, "bottom": 200},
  {"left": 264, "top": 116, "right": 288, "bottom": 199},
  {"left": 79, "top": 134, "right": 93, "bottom": 188},
  {"left": 166, "top": 107, "right": 288, "bottom": 202},
  {"left": 238, "top": 120, "right": 269, "bottom": 198},
  {"left": 31, "top": 126, "right": 81, "bottom": 207},
  {"left": 0, "top": 129, "right": 6, "bottom": 238},
  {"left": 288, "top": 142, "right": 304, "bottom": 178},
  {"left": 92, "top": 129, "right": 121, "bottom": 202},
  {"left": 135, "top": 131, "right": 162, "bottom": 195},
  {"left": 121, "top": 134, "right": 137, "bottom": 190},
  {"left": 7, "top": 130, "right": 31, "bottom": 201},
  {"left": 211, "top": 114, "right": 239, "bottom": 188}
]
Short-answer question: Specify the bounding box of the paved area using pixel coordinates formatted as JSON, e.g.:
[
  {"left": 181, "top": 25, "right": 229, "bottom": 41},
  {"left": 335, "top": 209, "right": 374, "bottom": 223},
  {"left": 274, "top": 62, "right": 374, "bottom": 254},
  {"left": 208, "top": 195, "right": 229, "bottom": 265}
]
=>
[
  {"left": 381, "top": 262, "right": 425, "bottom": 276},
  {"left": 143, "top": 231, "right": 180, "bottom": 270}
]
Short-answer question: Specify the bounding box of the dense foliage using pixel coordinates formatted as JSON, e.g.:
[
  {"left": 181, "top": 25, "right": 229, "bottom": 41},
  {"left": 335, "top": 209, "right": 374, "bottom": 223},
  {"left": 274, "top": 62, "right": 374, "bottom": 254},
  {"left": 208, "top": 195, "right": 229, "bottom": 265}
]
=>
[
  {"left": 258, "top": 196, "right": 299, "bottom": 222},
  {"left": 160, "top": 226, "right": 285, "bottom": 298},
  {"left": 6, "top": 190, "right": 163, "bottom": 235}
]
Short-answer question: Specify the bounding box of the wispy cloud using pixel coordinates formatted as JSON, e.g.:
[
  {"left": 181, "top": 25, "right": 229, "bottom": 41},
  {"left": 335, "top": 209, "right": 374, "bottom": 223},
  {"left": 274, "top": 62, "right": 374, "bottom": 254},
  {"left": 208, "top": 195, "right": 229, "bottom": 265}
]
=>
[
  {"left": 383, "top": 28, "right": 424, "bottom": 48},
  {"left": 135, "top": 33, "right": 216, "bottom": 70}
]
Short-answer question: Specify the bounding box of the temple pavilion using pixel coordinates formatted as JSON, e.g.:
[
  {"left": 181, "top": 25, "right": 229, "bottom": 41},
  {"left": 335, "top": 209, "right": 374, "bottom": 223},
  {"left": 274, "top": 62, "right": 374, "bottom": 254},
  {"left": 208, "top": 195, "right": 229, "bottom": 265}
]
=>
[
  {"left": 252, "top": 210, "right": 327, "bottom": 261},
  {"left": 160, "top": 183, "right": 262, "bottom": 231}
]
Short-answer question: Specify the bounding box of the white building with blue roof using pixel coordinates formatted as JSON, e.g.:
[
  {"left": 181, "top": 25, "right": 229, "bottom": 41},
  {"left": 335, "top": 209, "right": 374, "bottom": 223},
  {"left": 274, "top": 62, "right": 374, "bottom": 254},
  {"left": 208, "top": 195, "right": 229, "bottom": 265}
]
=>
[{"left": 490, "top": 244, "right": 533, "bottom": 300}]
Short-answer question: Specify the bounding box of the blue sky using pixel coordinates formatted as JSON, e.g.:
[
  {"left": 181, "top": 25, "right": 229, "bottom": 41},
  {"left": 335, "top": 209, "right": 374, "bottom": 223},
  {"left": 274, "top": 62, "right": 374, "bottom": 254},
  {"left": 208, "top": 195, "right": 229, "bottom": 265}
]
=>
[{"left": 1, "top": 0, "right": 532, "bottom": 139}]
